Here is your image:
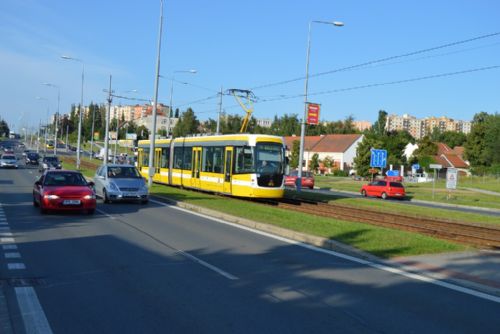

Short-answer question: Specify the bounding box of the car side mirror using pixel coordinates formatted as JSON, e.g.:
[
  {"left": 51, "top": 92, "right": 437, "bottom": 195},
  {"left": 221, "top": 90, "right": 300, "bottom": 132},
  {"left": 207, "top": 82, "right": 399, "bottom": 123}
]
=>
[
  {"left": 87, "top": 181, "right": 95, "bottom": 187},
  {"left": 34, "top": 181, "right": 41, "bottom": 187}
]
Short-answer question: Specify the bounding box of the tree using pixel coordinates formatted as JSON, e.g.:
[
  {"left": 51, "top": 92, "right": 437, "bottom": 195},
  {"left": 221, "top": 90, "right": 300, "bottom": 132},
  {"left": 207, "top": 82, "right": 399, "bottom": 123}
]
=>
[
  {"left": 0, "top": 119, "right": 10, "bottom": 137},
  {"left": 371, "top": 110, "right": 388, "bottom": 137},
  {"left": 464, "top": 112, "right": 490, "bottom": 166},
  {"left": 310, "top": 153, "right": 320, "bottom": 173},
  {"left": 289, "top": 140, "right": 300, "bottom": 169},
  {"left": 353, "top": 133, "right": 385, "bottom": 176},
  {"left": 439, "top": 131, "right": 467, "bottom": 148},
  {"left": 136, "top": 125, "right": 149, "bottom": 140},
  {"left": 172, "top": 108, "right": 200, "bottom": 137}
]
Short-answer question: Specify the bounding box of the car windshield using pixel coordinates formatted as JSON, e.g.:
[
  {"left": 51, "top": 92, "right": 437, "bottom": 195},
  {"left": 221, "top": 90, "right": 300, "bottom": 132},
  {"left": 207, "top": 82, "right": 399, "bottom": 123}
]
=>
[
  {"left": 107, "top": 166, "right": 141, "bottom": 178},
  {"left": 27, "top": 153, "right": 39, "bottom": 159},
  {"left": 43, "top": 172, "right": 88, "bottom": 186},
  {"left": 44, "top": 157, "right": 59, "bottom": 163},
  {"left": 2, "top": 155, "right": 16, "bottom": 160}
]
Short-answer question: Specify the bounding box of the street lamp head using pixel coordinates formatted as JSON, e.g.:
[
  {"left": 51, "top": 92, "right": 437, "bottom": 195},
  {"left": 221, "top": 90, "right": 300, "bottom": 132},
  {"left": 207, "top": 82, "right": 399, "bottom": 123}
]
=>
[
  {"left": 188, "top": 69, "right": 197, "bottom": 74},
  {"left": 332, "top": 21, "right": 344, "bottom": 27}
]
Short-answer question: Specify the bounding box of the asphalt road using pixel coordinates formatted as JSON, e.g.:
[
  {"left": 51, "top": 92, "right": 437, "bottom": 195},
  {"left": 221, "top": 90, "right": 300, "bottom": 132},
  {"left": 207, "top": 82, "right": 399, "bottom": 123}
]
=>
[{"left": 0, "top": 161, "right": 499, "bottom": 333}]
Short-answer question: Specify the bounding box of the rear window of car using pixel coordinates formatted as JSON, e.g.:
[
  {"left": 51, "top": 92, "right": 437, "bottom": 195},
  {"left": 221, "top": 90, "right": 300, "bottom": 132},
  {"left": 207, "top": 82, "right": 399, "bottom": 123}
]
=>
[
  {"left": 44, "top": 172, "right": 87, "bottom": 186},
  {"left": 2, "top": 155, "right": 16, "bottom": 160},
  {"left": 390, "top": 182, "right": 404, "bottom": 188},
  {"left": 28, "top": 153, "right": 39, "bottom": 159}
]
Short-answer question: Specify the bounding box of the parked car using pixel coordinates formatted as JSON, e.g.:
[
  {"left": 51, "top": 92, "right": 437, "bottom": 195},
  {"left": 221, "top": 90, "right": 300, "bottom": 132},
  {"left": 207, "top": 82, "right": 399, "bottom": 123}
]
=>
[
  {"left": 284, "top": 170, "right": 315, "bottom": 189},
  {"left": 25, "top": 152, "right": 40, "bottom": 165},
  {"left": 360, "top": 180, "right": 406, "bottom": 199},
  {"left": 93, "top": 164, "right": 149, "bottom": 204},
  {"left": 39, "top": 156, "right": 62, "bottom": 172},
  {"left": 0, "top": 154, "right": 18, "bottom": 169},
  {"left": 32, "top": 170, "right": 96, "bottom": 214}
]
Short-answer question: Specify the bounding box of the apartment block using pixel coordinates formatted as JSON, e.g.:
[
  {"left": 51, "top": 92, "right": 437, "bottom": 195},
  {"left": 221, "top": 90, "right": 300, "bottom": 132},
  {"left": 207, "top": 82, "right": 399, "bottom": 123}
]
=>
[{"left": 386, "top": 113, "right": 471, "bottom": 139}]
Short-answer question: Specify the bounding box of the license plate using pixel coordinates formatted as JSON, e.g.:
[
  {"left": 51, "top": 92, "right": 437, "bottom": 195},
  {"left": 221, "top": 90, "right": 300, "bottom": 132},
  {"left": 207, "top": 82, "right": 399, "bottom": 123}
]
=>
[{"left": 63, "top": 200, "right": 81, "bottom": 205}]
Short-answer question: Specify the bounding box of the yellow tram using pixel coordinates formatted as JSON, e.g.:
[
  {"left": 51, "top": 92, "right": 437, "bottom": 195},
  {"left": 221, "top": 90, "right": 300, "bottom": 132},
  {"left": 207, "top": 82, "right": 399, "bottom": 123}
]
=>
[{"left": 137, "top": 134, "right": 286, "bottom": 198}]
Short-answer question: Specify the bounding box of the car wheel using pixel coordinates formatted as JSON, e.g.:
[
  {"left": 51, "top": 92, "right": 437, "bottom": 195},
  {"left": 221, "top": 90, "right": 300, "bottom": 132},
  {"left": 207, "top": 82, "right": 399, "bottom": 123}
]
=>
[
  {"left": 141, "top": 199, "right": 149, "bottom": 205},
  {"left": 103, "top": 189, "right": 110, "bottom": 204},
  {"left": 381, "top": 192, "right": 388, "bottom": 200},
  {"left": 361, "top": 190, "right": 367, "bottom": 197}
]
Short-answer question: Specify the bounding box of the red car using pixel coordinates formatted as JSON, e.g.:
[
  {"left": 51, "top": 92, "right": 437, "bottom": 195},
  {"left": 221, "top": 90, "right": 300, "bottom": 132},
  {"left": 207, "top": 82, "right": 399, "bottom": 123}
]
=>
[
  {"left": 284, "top": 170, "right": 315, "bottom": 189},
  {"left": 33, "top": 170, "right": 96, "bottom": 214},
  {"left": 360, "top": 180, "right": 406, "bottom": 199}
]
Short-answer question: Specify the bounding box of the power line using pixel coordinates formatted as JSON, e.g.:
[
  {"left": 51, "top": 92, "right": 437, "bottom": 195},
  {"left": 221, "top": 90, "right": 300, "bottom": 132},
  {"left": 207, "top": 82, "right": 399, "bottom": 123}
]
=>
[
  {"left": 257, "top": 65, "right": 500, "bottom": 103},
  {"left": 250, "top": 31, "right": 500, "bottom": 90}
]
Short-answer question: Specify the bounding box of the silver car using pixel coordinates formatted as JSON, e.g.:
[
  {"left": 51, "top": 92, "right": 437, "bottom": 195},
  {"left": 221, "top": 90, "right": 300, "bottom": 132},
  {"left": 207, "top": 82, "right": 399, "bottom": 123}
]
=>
[
  {"left": 0, "top": 154, "right": 19, "bottom": 168},
  {"left": 93, "top": 164, "right": 149, "bottom": 204}
]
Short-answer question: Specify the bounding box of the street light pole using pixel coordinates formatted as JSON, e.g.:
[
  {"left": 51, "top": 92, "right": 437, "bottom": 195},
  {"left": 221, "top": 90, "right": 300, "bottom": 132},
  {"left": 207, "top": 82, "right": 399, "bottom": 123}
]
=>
[
  {"left": 148, "top": 0, "right": 164, "bottom": 187},
  {"left": 42, "top": 83, "right": 60, "bottom": 155},
  {"left": 297, "top": 20, "right": 343, "bottom": 192},
  {"left": 61, "top": 55, "right": 84, "bottom": 169}
]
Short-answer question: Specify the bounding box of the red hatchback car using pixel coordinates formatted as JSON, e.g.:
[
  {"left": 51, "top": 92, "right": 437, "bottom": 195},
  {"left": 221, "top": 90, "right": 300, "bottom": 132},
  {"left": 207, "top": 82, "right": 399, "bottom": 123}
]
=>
[
  {"left": 360, "top": 180, "right": 406, "bottom": 200},
  {"left": 284, "top": 170, "right": 315, "bottom": 189},
  {"left": 33, "top": 170, "right": 96, "bottom": 214}
]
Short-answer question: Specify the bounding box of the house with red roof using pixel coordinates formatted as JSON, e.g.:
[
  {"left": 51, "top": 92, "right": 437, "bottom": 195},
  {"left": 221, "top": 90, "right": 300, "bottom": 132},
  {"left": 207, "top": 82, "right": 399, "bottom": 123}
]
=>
[{"left": 284, "top": 134, "right": 363, "bottom": 172}]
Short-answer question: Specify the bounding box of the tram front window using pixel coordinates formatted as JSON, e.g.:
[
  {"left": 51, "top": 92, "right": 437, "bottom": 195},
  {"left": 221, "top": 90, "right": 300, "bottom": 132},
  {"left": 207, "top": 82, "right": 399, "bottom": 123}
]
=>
[{"left": 255, "top": 143, "right": 284, "bottom": 187}]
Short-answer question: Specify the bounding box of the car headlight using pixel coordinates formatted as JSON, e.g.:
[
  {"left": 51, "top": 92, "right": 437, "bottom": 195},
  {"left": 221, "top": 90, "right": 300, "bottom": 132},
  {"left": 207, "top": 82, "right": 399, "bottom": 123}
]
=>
[
  {"left": 44, "top": 194, "right": 59, "bottom": 200},
  {"left": 109, "top": 182, "right": 119, "bottom": 191},
  {"left": 83, "top": 194, "right": 96, "bottom": 200}
]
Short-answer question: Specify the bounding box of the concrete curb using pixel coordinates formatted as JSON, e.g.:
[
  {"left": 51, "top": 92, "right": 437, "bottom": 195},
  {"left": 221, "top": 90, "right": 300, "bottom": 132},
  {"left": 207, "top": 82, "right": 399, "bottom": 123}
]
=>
[{"left": 151, "top": 194, "right": 379, "bottom": 262}]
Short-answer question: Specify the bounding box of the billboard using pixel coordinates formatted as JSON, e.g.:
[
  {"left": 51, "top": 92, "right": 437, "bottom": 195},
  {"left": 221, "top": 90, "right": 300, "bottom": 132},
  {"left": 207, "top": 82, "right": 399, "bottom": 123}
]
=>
[{"left": 306, "top": 103, "right": 320, "bottom": 125}]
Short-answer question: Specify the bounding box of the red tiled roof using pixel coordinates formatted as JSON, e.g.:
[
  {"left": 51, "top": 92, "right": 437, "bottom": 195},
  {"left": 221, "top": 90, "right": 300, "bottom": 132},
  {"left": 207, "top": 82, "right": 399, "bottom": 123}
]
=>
[
  {"left": 436, "top": 142, "right": 453, "bottom": 155},
  {"left": 311, "top": 134, "right": 362, "bottom": 153},
  {"left": 433, "top": 155, "right": 450, "bottom": 167},
  {"left": 284, "top": 134, "right": 362, "bottom": 153},
  {"left": 443, "top": 154, "right": 469, "bottom": 168}
]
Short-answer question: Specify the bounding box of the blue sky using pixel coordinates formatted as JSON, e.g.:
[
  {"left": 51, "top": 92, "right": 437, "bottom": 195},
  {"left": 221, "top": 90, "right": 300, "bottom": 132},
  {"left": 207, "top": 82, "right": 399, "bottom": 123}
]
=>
[{"left": 1, "top": 0, "right": 499, "bottom": 132}]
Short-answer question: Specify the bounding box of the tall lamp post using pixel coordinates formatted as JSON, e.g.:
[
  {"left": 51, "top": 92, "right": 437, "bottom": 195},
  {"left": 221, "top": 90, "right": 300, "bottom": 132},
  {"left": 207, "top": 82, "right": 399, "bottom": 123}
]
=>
[
  {"left": 36, "top": 97, "right": 50, "bottom": 153},
  {"left": 61, "top": 55, "right": 84, "bottom": 169},
  {"left": 168, "top": 69, "right": 197, "bottom": 136},
  {"left": 297, "top": 20, "right": 343, "bottom": 191},
  {"left": 148, "top": 0, "right": 164, "bottom": 187},
  {"left": 42, "top": 83, "right": 60, "bottom": 155}
]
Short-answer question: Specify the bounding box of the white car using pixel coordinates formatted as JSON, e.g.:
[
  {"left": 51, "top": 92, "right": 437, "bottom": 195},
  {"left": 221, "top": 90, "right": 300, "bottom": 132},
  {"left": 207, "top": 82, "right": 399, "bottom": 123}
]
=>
[
  {"left": 0, "top": 154, "right": 18, "bottom": 168},
  {"left": 93, "top": 164, "right": 149, "bottom": 204}
]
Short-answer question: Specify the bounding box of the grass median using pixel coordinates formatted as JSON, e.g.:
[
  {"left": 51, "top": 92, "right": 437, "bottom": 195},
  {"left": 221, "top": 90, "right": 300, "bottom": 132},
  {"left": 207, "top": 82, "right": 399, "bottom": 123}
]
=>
[{"left": 151, "top": 184, "right": 467, "bottom": 258}]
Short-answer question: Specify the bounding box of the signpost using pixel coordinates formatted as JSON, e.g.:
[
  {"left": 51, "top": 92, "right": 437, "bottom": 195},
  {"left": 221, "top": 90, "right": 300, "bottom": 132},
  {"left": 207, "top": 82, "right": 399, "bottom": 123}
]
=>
[
  {"left": 370, "top": 149, "right": 387, "bottom": 168},
  {"left": 446, "top": 168, "right": 458, "bottom": 200},
  {"left": 306, "top": 103, "right": 320, "bottom": 125},
  {"left": 429, "top": 164, "right": 443, "bottom": 199}
]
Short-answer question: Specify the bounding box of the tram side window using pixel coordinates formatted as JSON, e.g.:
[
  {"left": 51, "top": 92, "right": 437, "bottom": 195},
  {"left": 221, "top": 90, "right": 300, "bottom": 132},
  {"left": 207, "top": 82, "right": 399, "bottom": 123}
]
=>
[
  {"left": 161, "top": 148, "right": 169, "bottom": 168},
  {"left": 234, "top": 146, "right": 254, "bottom": 174},
  {"left": 183, "top": 148, "right": 192, "bottom": 170},
  {"left": 173, "top": 147, "right": 183, "bottom": 169},
  {"left": 142, "top": 148, "right": 150, "bottom": 167},
  {"left": 202, "top": 147, "right": 224, "bottom": 173}
]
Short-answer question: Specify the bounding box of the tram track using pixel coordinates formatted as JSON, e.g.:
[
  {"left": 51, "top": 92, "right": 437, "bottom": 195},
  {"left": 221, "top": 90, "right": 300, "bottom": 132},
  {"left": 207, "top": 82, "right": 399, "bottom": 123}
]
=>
[{"left": 256, "top": 197, "right": 500, "bottom": 250}]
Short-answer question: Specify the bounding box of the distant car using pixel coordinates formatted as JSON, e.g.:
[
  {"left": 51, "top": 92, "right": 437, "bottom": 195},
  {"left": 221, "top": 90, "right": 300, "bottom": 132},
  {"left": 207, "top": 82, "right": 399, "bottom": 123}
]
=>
[
  {"left": 39, "top": 156, "right": 62, "bottom": 172},
  {"left": 385, "top": 175, "right": 403, "bottom": 182},
  {"left": 93, "top": 164, "right": 149, "bottom": 204},
  {"left": 0, "top": 154, "right": 18, "bottom": 169},
  {"left": 361, "top": 180, "right": 406, "bottom": 200},
  {"left": 284, "top": 170, "right": 315, "bottom": 189},
  {"left": 32, "top": 170, "right": 96, "bottom": 214},
  {"left": 3, "top": 148, "right": 14, "bottom": 154},
  {"left": 25, "top": 152, "right": 40, "bottom": 165}
]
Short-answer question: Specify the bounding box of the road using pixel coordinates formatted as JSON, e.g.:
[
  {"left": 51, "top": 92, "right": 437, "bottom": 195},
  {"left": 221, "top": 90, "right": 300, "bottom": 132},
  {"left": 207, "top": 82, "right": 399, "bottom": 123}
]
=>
[{"left": 0, "top": 162, "right": 499, "bottom": 333}]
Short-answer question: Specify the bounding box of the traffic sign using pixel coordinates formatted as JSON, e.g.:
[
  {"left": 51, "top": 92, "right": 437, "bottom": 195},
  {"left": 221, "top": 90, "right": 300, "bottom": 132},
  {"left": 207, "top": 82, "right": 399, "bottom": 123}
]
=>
[
  {"left": 386, "top": 170, "right": 399, "bottom": 176},
  {"left": 370, "top": 149, "right": 387, "bottom": 168},
  {"left": 412, "top": 163, "right": 421, "bottom": 170},
  {"left": 429, "top": 164, "right": 443, "bottom": 169},
  {"left": 446, "top": 168, "right": 458, "bottom": 189}
]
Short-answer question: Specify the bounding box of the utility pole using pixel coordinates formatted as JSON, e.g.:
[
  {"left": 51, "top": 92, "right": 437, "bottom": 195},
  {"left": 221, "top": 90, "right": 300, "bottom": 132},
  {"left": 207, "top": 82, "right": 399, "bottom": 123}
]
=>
[
  {"left": 104, "top": 75, "right": 113, "bottom": 165},
  {"left": 65, "top": 124, "right": 69, "bottom": 152},
  {"left": 217, "top": 86, "right": 223, "bottom": 134},
  {"left": 90, "top": 105, "right": 96, "bottom": 160}
]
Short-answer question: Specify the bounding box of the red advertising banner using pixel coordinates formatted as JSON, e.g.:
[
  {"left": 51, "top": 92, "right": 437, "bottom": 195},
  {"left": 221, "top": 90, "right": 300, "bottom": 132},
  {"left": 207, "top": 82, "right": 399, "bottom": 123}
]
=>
[{"left": 307, "top": 103, "right": 320, "bottom": 125}]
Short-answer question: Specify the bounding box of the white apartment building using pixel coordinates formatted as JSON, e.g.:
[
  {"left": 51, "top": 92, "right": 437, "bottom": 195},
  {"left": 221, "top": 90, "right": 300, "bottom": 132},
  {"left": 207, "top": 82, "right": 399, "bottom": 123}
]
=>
[{"left": 386, "top": 113, "right": 471, "bottom": 139}]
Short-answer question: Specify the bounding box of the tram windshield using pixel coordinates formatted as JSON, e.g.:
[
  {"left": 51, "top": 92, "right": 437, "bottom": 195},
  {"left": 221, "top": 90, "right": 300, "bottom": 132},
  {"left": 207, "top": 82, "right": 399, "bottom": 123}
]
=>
[{"left": 255, "top": 143, "right": 284, "bottom": 174}]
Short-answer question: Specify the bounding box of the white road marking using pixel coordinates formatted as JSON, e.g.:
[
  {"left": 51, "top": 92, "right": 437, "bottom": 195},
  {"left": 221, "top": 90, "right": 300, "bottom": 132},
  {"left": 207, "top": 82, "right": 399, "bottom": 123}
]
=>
[
  {"left": 2, "top": 244, "right": 18, "bottom": 250},
  {"left": 1, "top": 237, "right": 15, "bottom": 243},
  {"left": 5, "top": 252, "right": 21, "bottom": 259},
  {"left": 176, "top": 250, "right": 238, "bottom": 280},
  {"left": 0, "top": 232, "right": 13, "bottom": 237},
  {"left": 149, "top": 198, "right": 500, "bottom": 304},
  {"left": 96, "top": 209, "right": 116, "bottom": 219},
  {"left": 0, "top": 226, "right": 10, "bottom": 231},
  {"left": 8, "top": 263, "right": 26, "bottom": 270},
  {"left": 15, "top": 287, "right": 53, "bottom": 334}
]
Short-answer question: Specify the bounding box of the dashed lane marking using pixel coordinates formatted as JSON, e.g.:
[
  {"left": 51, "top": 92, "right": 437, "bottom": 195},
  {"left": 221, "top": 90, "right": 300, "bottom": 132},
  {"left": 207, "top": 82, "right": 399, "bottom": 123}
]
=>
[
  {"left": 1, "top": 237, "right": 15, "bottom": 243},
  {"left": 7, "top": 263, "right": 26, "bottom": 270},
  {"left": 2, "top": 244, "right": 18, "bottom": 250},
  {"left": 5, "top": 252, "right": 21, "bottom": 259}
]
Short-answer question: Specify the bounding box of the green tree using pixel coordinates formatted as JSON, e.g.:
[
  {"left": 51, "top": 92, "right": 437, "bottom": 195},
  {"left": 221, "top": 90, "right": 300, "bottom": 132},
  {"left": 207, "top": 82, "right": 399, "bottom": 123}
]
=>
[
  {"left": 439, "top": 131, "right": 467, "bottom": 148},
  {"left": 464, "top": 112, "right": 490, "bottom": 166},
  {"left": 136, "top": 125, "right": 149, "bottom": 140},
  {"left": 289, "top": 140, "right": 300, "bottom": 169},
  {"left": 0, "top": 119, "right": 10, "bottom": 137},
  {"left": 310, "top": 153, "right": 320, "bottom": 173},
  {"left": 173, "top": 108, "right": 200, "bottom": 137}
]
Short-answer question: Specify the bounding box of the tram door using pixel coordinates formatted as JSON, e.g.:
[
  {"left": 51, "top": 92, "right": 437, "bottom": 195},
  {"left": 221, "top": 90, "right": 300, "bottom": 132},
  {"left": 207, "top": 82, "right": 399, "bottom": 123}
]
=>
[
  {"left": 223, "top": 147, "right": 233, "bottom": 194},
  {"left": 154, "top": 148, "right": 162, "bottom": 182},
  {"left": 192, "top": 147, "right": 202, "bottom": 188}
]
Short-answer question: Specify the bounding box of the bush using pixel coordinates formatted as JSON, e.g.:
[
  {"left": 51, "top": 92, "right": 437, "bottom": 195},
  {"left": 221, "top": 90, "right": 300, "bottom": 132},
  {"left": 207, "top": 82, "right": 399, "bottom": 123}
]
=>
[{"left": 332, "top": 169, "right": 349, "bottom": 177}]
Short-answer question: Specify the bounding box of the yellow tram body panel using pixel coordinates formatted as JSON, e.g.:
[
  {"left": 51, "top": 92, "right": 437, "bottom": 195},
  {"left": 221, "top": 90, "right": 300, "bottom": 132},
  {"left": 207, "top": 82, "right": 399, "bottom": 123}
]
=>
[{"left": 137, "top": 134, "right": 285, "bottom": 199}]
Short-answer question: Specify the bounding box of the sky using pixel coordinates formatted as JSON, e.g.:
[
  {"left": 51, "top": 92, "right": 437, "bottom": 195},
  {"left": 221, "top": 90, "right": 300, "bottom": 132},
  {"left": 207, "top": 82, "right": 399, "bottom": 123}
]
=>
[{"left": 1, "top": 0, "right": 499, "bottom": 133}]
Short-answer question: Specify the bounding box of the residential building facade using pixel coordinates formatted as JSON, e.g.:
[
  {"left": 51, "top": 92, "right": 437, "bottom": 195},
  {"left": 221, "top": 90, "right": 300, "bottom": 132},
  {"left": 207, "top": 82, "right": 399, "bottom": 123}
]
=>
[{"left": 386, "top": 113, "right": 471, "bottom": 139}]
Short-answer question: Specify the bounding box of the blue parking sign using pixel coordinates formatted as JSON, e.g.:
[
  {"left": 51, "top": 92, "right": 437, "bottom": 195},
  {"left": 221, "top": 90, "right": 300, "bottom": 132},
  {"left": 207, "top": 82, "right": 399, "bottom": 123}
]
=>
[{"left": 370, "top": 149, "right": 387, "bottom": 168}]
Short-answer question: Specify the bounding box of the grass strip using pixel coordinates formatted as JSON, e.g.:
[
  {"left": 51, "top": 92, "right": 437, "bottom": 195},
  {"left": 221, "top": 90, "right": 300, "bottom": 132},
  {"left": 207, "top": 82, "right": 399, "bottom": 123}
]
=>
[{"left": 151, "top": 185, "right": 467, "bottom": 258}]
